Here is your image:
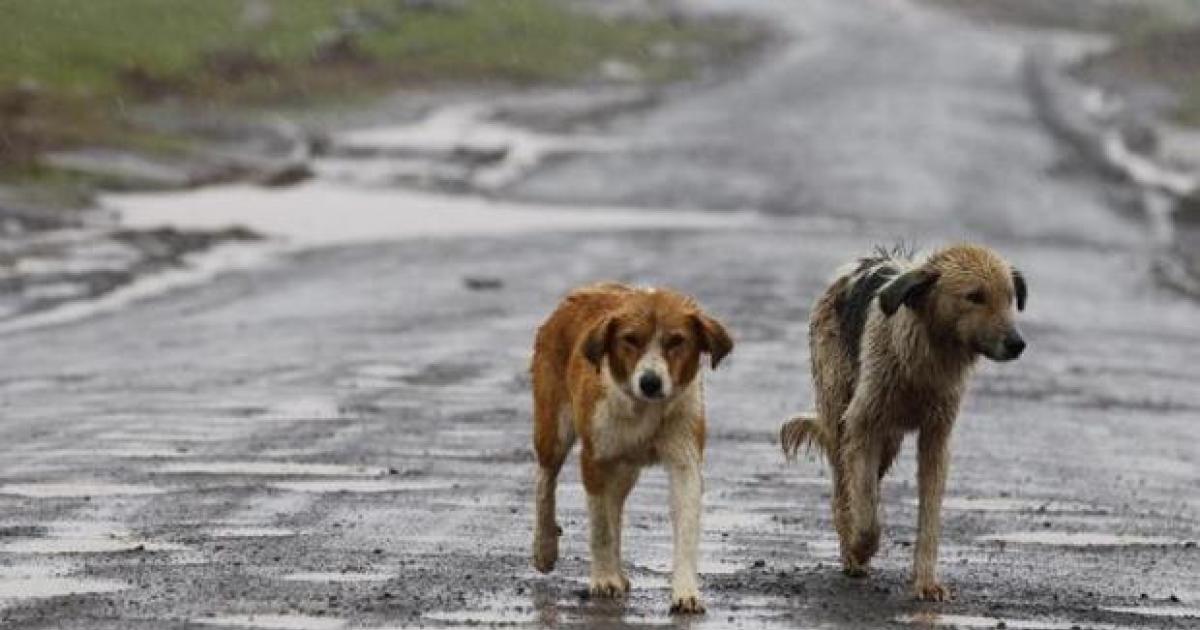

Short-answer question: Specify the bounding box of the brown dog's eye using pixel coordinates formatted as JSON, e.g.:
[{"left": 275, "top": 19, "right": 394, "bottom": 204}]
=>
[
  {"left": 621, "top": 333, "right": 640, "bottom": 347},
  {"left": 664, "top": 334, "right": 685, "bottom": 350},
  {"left": 965, "top": 290, "right": 986, "bottom": 305}
]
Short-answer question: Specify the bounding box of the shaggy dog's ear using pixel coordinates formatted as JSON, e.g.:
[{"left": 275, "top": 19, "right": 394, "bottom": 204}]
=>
[
  {"left": 1011, "top": 268, "right": 1027, "bottom": 312},
  {"left": 879, "top": 269, "right": 940, "bottom": 316},
  {"left": 692, "top": 312, "right": 733, "bottom": 369},
  {"left": 583, "top": 316, "right": 616, "bottom": 369}
]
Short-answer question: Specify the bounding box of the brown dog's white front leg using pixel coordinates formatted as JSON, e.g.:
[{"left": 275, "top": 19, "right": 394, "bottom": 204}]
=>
[
  {"left": 667, "top": 455, "right": 704, "bottom": 614},
  {"left": 605, "top": 464, "right": 639, "bottom": 593},
  {"left": 586, "top": 490, "right": 627, "bottom": 597},
  {"left": 913, "top": 425, "right": 952, "bottom": 601}
]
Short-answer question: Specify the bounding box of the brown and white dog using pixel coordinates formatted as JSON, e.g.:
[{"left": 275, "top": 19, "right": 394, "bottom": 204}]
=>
[
  {"left": 531, "top": 282, "right": 733, "bottom": 614},
  {"left": 780, "top": 244, "right": 1027, "bottom": 601}
]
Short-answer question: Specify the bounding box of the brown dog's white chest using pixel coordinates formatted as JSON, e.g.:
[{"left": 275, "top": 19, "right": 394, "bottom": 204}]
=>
[{"left": 587, "top": 365, "right": 702, "bottom": 464}]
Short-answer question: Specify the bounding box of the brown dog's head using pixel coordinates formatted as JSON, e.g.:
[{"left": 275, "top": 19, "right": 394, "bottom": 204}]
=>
[
  {"left": 879, "top": 244, "right": 1027, "bottom": 362},
  {"left": 584, "top": 288, "right": 733, "bottom": 402}
]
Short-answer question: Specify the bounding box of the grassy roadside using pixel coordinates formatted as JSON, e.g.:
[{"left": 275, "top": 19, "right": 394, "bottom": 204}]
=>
[
  {"left": 923, "top": 0, "right": 1200, "bottom": 127},
  {"left": 0, "top": 0, "right": 757, "bottom": 175},
  {"left": 1083, "top": 24, "right": 1200, "bottom": 126}
]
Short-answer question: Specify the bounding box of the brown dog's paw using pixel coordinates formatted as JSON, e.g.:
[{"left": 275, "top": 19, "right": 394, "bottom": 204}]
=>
[
  {"left": 670, "top": 592, "right": 706, "bottom": 615},
  {"left": 531, "top": 532, "right": 558, "bottom": 573},
  {"left": 589, "top": 574, "right": 629, "bottom": 598},
  {"left": 913, "top": 580, "right": 952, "bottom": 602}
]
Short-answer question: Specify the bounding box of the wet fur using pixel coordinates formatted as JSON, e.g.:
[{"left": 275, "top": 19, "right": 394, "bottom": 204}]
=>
[
  {"left": 530, "top": 282, "right": 732, "bottom": 614},
  {"left": 781, "top": 244, "right": 1026, "bottom": 601}
]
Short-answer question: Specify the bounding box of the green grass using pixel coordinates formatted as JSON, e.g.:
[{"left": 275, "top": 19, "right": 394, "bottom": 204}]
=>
[
  {"left": 1090, "top": 20, "right": 1200, "bottom": 128},
  {"left": 0, "top": 0, "right": 755, "bottom": 166},
  {"left": 1178, "top": 77, "right": 1200, "bottom": 126}
]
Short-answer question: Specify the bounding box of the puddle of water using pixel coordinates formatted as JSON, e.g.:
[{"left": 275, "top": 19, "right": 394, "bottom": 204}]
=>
[
  {"left": 269, "top": 479, "right": 454, "bottom": 494},
  {"left": 703, "top": 512, "right": 776, "bottom": 531},
  {"left": 99, "top": 430, "right": 232, "bottom": 443},
  {"left": 927, "top": 497, "right": 1094, "bottom": 513},
  {"left": 157, "top": 462, "right": 387, "bottom": 477},
  {"left": 354, "top": 364, "right": 409, "bottom": 379},
  {"left": 740, "top": 475, "right": 830, "bottom": 487},
  {"left": 0, "top": 481, "right": 167, "bottom": 498},
  {"left": 281, "top": 571, "right": 394, "bottom": 583},
  {"left": 392, "top": 447, "right": 509, "bottom": 459},
  {"left": 0, "top": 377, "right": 65, "bottom": 393},
  {"left": 330, "top": 103, "right": 622, "bottom": 191},
  {"left": 896, "top": 613, "right": 1106, "bottom": 629},
  {"left": 111, "top": 182, "right": 754, "bottom": 251},
  {"left": 192, "top": 614, "right": 347, "bottom": 630},
  {"left": 0, "top": 575, "right": 128, "bottom": 600},
  {"left": 1102, "top": 606, "right": 1200, "bottom": 618},
  {"left": 343, "top": 364, "right": 413, "bottom": 389},
  {"left": 641, "top": 552, "right": 746, "bottom": 577},
  {"left": 256, "top": 397, "right": 342, "bottom": 421},
  {"left": 206, "top": 527, "right": 297, "bottom": 539},
  {"left": 45, "top": 446, "right": 187, "bottom": 459},
  {"left": 978, "top": 532, "right": 1182, "bottom": 546},
  {"left": 427, "top": 591, "right": 790, "bottom": 629},
  {"left": 425, "top": 608, "right": 537, "bottom": 625},
  {"left": 0, "top": 538, "right": 184, "bottom": 554},
  {"left": 435, "top": 426, "right": 509, "bottom": 442},
  {"left": 0, "top": 523, "right": 186, "bottom": 554},
  {"left": 0, "top": 561, "right": 74, "bottom": 578},
  {"left": 313, "top": 155, "right": 470, "bottom": 189},
  {"left": 804, "top": 538, "right": 843, "bottom": 558},
  {"left": 0, "top": 242, "right": 274, "bottom": 336}
]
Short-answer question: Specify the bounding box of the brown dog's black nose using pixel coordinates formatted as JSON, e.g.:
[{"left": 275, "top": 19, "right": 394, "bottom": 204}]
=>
[
  {"left": 1004, "top": 331, "right": 1026, "bottom": 359},
  {"left": 639, "top": 372, "right": 663, "bottom": 398}
]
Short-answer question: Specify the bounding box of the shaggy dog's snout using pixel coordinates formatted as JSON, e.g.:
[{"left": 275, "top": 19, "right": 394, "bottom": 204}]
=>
[
  {"left": 979, "top": 328, "right": 1025, "bottom": 362},
  {"left": 1002, "top": 329, "right": 1026, "bottom": 360}
]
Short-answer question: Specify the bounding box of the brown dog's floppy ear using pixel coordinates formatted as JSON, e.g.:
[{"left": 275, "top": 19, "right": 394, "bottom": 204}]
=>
[
  {"left": 583, "top": 316, "right": 615, "bottom": 369},
  {"left": 692, "top": 312, "right": 733, "bottom": 369},
  {"left": 879, "top": 269, "right": 939, "bottom": 316},
  {"left": 1012, "top": 268, "right": 1027, "bottom": 312}
]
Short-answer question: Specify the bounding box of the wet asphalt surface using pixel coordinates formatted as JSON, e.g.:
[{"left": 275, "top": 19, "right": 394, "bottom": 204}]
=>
[{"left": 1, "top": 1, "right": 1198, "bottom": 629}]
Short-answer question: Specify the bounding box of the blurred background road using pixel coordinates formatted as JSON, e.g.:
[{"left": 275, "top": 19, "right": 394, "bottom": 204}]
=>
[{"left": 0, "top": 1, "right": 1197, "bottom": 628}]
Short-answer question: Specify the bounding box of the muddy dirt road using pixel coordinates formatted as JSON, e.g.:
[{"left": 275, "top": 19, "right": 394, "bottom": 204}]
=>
[{"left": 0, "top": 1, "right": 1197, "bottom": 629}]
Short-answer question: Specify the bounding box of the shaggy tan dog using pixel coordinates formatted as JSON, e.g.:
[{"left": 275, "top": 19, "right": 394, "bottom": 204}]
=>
[
  {"left": 531, "top": 283, "right": 732, "bottom": 614},
  {"left": 781, "top": 244, "right": 1026, "bottom": 601}
]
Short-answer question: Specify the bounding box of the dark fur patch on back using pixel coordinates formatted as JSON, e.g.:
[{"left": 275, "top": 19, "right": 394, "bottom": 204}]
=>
[{"left": 835, "top": 250, "right": 908, "bottom": 368}]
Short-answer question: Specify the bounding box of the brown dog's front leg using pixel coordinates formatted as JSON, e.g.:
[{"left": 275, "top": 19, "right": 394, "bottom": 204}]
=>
[
  {"left": 582, "top": 451, "right": 627, "bottom": 598},
  {"left": 666, "top": 453, "right": 704, "bottom": 614},
  {"left": 913, "top": 424, "right": 952, "bottom": 601}
]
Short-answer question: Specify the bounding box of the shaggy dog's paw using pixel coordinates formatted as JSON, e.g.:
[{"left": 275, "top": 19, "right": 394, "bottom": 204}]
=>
[
  {"left": 849, "top": 527, "right": 881, "bottom": 563},
  {"left": 842, "top": 561, "right": 870, "bottom": 578},
  {"left": 670, "top": 591, "right": 706, "bottom": 615},
  {"left": 841, "top": 534, "right": 876, "bottom": 578},
  {"left": 589, "top": 573, "right": 630, "bottom": 598},
  {"left": 913, "top": 580, "right": 952, "bottom": 602}
]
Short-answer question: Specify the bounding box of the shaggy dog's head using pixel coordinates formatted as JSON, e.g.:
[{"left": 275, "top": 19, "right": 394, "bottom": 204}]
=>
[
  {"left": 584, "top": 288, "right": 733, "bottom": 402},
  {"left": 880, "top": 244, "right": 1027, "bottom": 362}
]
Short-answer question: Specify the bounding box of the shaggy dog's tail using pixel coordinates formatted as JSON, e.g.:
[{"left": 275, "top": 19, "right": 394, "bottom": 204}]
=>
[{"left": 780, "top": 412, "right": 831, "bottom": 461}]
